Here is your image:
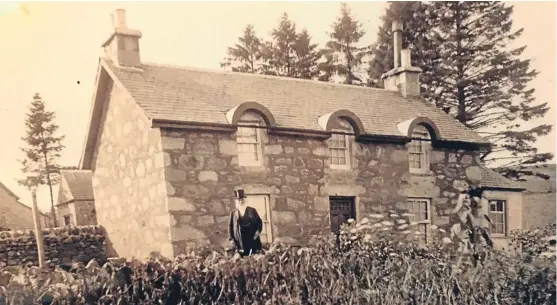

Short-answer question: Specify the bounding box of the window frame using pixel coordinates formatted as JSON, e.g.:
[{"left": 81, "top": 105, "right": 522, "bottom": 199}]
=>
[
  {"left": 488, "top": 199, "right": 507, "bottom": 237},
  {"left": 236, "top": 119, "right": 263, "bottom": 167},
  {"left": 245, "top": 193, "right": 273, "bottom": 244},
  {"left": 406, "top": 197, "right": 432, "bottom": 243},
  {"left": 408, "top": 125, "right": 431, "bottom": 174},
  {"left": 63, "top": 215, "right": 72, "bottom": 226},
  {"left": 328, "top": 130, "right": 351, "bottom": 170}
]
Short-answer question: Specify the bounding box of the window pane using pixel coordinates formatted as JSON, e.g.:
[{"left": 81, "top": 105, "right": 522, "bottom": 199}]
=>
[
  {"left": 497, "top": 200, "right": 504, "bottom": 212},
  {"left": 339, "top": 156, "right": 346, "bottom": 165}
]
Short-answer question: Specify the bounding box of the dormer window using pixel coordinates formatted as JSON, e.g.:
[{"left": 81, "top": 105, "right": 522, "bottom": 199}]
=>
[
  {"left": 237, "top": 112, "right": 264, "bottom": 167},
  {"left": 328, "top": 118, "right": 354, "bottom": 170},
  {"left": 408, "top": 124, "right": 430, "bottom": 174},
  {"left": 329, "top": 132, "right": 351, "bottom": 168}
]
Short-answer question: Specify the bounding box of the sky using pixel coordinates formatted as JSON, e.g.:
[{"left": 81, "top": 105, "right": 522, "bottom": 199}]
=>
[{"left": 0, "top": 1, "right": 555, "bottom": 213}]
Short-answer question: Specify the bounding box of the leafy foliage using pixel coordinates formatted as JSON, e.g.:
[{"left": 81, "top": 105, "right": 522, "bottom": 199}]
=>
[
  {"left": 18, "top": 93, "right": 66, "bottom": 226},
  {"left": 368, "top": 1, "right": 553, "bottom": 175},
  {"left": 1, "top": 212, "right": 555, "bottom": 305}
]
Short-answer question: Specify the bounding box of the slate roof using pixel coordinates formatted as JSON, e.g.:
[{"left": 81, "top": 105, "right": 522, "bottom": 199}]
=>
[
  {"left": 103, "top": 59, "right": 489, "bottom": 145},
  {"left": 60, "top": 170, "right": 94, "bottom": 201},
  {"left": 0, "top": 181, "right": 19, "bottom": 200},
  {"left": 480, "top": 167, "right": 525, "bottom": 190}
]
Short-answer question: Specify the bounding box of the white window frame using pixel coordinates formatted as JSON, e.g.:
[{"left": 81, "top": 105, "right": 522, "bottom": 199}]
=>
[
  {"left": 408, "top": 125, "right": 431, "bottom": 174},
  {"left": 245, "top": 194, "right": 273, "bottom": 244},
  {"left": 328, "top": 131, "right": 351, "bottom": 169},
  {"left": 488, "top": 199, "right": 507, "bottom": 237},
  {"left": 237, "top": 120, "right": 263, "bottom": 167},
  {"left": 407, "top": 197, "right": 431, "bottom": 243}
]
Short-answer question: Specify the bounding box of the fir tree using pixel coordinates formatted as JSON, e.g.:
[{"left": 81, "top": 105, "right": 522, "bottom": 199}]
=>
[
  {"left": 261, "top": 13, "right": 298, "bottom": 77},
  {"left": 292, "top": 29, "right": 322, "bottom": 79},
  {"left": 19, "top": 93, "right": 65, "bottom": 227},
  {"left": 320, "top": 3, "right": 368, "bottom": 84},
  {"left": 368, "top": 1, "right": 552, "bottom": 175},
  {"left": 220, "top": 25, "right": 263, "bottom": 73},
  {"left": 260, "top": 14, "right": 322, "bottom": 79}
]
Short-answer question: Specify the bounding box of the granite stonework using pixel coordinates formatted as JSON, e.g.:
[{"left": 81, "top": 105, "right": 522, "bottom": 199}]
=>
[
  {"left": 90, "top": 79, "right": 173, "bottom": 259},
  {"left": 0, "top": 225, "right": 106, "bottom": 268},
  {"left": 57, "top": 201, "right": 98, "bottom": 226},
  {"left": 161, "top": 119, "right": 481, "bottom": 254}
]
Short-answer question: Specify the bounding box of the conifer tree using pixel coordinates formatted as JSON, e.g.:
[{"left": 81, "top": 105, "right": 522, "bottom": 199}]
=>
[
  {"left": 368, "top": 1, "right": 552, "bottom": 175},
  {"left": 261, "top": 13, "right": 298, "bottom": 77},
  {"left": 220, "top": 25, "right": 263, "bottom": 73},
  {"left": 259, "top": 13, "right": 322, "bottom": 80},
  {"left": 19, "top": 93, "right": 65, "bottom": 227},
  {"left": 320, "top": 3, "right": 368, "bottom": 84},
  {"left": 293, "top": 29, "right": 322, "bottom": 79}
]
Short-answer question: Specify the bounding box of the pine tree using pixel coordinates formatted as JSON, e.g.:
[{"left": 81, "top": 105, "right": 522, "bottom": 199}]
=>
[
  {"left": 220, "top": 25, "right": 263, "bottom": 73},
  {"left": 19, "top": 93, "right": 65, "bottom": 227},
  {"left": 293, "top": 29, "right": 322, "bottom": 79},
  {"left": 320, "top": 3, "right": 368, "bottom": 84},
  {"left": 368, "top": 1, "right": 552, "bottom": 176},
  {"left": 261, "top": 13, "right": 298, "bottom": 77},
  {"left": 260, "top": 13, "right": 322, "bottom": 79}
]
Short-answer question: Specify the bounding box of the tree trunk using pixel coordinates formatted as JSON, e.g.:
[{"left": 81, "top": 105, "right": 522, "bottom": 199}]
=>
[
  {"left": 43, "top": 149, "right": 58, "bottom": 227},
  {"left": 455, "top": 2, "right": 467, "bottom": 124}
]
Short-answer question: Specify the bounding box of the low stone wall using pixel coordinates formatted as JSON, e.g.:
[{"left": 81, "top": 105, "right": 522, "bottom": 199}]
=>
[{"left": 0, "top": 225, "right": 106, "bottom": 268}]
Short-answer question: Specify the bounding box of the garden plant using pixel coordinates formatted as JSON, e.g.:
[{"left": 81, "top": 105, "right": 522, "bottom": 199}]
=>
[{"left": 0, "top": 212, "right": 555, "bottom": 305}]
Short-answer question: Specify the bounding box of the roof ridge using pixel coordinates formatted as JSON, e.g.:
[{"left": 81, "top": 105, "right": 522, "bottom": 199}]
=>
[{"left": 139, "top": 60, "right": 403, "bottom": 95}]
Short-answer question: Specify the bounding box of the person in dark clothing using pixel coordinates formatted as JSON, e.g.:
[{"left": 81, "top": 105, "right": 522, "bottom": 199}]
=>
[{"left": 228, "top": 188, "right": 263, "bottom": 257}]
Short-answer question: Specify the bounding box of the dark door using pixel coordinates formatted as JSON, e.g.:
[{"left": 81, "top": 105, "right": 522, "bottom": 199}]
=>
[{"left": 329, "top": 196, "right": 356, "bottom": 233}]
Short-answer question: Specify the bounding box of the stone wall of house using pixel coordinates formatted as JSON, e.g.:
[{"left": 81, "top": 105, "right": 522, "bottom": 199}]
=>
[
  {"left": 0, "top": 225, "right": 106, "bottom": 267},
  {"left": 74, "top": 200, "right": 98, "bottom": 226},
  {"left": 56, "top": 202, "right": 74, "bottom": 225},
  {"left": 91, "top": 79, "right": 173, "bottom": 259},
  {"left": 57, "top": 201, "right": 98, "bottom": 227},
  {"left": 522, "top": 193, "right": 557, "bottom": 230},
  {"left": 161, "top": 118, "right": 481, "bottom": 255},
  {"left": 0, "top": 186, "right": 50, "bottom": 231}
]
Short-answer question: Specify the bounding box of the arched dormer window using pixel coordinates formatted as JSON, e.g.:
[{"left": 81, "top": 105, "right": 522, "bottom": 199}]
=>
[
  {"left": 328, "top": 118, "right": 354, "bottom": 169},
  {"left": 408, "top": 124, "right": 431, "bottom": 174},
  {"left": 237, "top": 111, "right": 264, "bottom": 167}
]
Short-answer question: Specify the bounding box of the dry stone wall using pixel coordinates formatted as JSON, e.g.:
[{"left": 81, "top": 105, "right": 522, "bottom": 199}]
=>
[
  {"left": 161, "top": 125, "right": 480, "bottom": 255},
  {"left": 0, "top": 225, "right": 106, "bottom": 268}
]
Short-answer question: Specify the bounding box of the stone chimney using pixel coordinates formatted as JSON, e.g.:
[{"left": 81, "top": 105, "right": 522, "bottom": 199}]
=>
[
  {"left": 101, "top": 9, "right": 142, "bottom": 68},
  {"left": 381, "top": 21, "right": 422, "bottom": 97}
]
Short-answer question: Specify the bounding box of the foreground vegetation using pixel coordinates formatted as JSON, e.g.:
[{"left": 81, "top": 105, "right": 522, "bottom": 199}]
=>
[{"left": 0, "top": 213, "right": 555, "bottom": 305}]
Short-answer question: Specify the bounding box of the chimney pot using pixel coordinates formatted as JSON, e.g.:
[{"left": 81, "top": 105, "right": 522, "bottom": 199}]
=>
[
  {"left": 392, "top": 20, "right": 403, "bottom": 32},
  {"left": 392, "top": 21, "right": 403, "bottom": 69},
  {"left": 112, "top": 9, "right": 127, "bottom": 29}
]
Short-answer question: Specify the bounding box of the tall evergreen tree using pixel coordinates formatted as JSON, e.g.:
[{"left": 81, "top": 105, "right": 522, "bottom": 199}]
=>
[
  {"left": 261, "top": 13, "right": 298, "bottom": 77},
  {"left": 292, "top": 29, "right": 322, "bottom": 79},
  {"left": 220, "top": 25, "right": 263, "bottom": 73},
  {"left": 19, "top": 93, "right": 65, "bottom": 227},
  {"left": 320, "top": 3, "right": 368, "bottom": 84},
  {"left": 368, "top": 1, "right": 552, "bottom": 176}
]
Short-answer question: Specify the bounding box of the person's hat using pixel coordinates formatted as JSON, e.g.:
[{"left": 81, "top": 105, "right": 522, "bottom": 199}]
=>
[
  {"left": 467, "top": 187, "right": 484, "bottom": 199},
  {"left": 234, "top": 188, "right": 246, "bottom": 199}
]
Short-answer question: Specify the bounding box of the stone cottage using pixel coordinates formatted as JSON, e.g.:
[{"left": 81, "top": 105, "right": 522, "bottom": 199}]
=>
[
  {"left": 0, "top": 181, "right": 51, "bottom": 231},
  {"left": 78, "top": 10, "right": 525, "bottom": 258},
  {"left": 56, "top": 170, "right": 97, "bottom": 227}
]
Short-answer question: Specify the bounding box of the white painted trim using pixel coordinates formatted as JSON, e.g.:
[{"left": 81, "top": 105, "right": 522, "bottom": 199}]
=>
[
  {"left": 225, "top": 105, "right": 240, "bottom": 124},
  {"left": 317, "top": 112, "right": 334, "bottom": 131},
  {"left": 397, "top": 117, "right": 416, "bottom": 136}
]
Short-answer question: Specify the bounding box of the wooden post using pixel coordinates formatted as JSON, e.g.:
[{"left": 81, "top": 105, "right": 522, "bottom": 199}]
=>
[{"left": 31, "top": 188, "right": 46, "bottom": 268}]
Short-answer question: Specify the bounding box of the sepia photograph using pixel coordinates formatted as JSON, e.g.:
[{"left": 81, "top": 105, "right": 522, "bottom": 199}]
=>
[{"left": 0, "top": 1, "right": 555, "bottom": 304}]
